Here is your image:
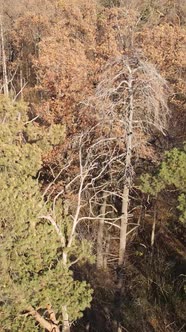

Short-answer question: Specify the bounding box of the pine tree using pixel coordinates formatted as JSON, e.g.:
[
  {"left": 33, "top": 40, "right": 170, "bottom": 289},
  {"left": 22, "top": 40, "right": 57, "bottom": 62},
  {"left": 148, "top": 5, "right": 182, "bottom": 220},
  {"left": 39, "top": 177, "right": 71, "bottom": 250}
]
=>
[
  {"left": 0, "top": 96, "right": 93, "bottom": 331},
  {"left": 140, "top": 146, "right": 186, "bottom": 223}
]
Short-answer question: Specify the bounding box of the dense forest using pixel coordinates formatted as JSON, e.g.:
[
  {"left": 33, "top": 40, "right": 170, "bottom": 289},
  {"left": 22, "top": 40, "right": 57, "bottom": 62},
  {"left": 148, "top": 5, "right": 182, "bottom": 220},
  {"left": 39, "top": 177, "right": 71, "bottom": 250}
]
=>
[{"left": 0, "top": 0, "right": 185, "bottom": 331}]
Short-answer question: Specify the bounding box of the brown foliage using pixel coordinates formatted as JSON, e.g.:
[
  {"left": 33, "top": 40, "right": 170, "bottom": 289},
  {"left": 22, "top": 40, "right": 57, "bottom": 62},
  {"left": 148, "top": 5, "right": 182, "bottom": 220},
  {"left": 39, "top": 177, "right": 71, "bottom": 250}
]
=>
[
  {"left": 30, "top": 3, "right": 140, "bottom": 127},
  {"left": 136, "top": 23, "right": 186, "bottom": 140}
]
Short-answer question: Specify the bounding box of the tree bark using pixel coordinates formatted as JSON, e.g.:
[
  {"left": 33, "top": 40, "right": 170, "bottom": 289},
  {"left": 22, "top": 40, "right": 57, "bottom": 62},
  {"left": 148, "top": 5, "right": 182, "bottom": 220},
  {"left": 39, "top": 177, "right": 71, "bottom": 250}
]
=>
[
  {"left": 151, "top": 203, "right": 157, "bottom": 247},
  {"left": 103, "top": 233, "right": 110, "bottom": 270},
  {"left": 62, "top": 249, "right": 70, "bottom": 331},
  {"left": 118, "top": 69, "right": 133, "bottom": 267},
  {"left": 0, "top": 16, "right": 8, "bottom": 97},
  {"left": 119, "top": 185, "right": 130, "bottom": 266},
  {"left": 97, "top": 193, "right": 107, "bottom": 269},
  {"left": 20, "top": 68, "right": 23, "bottom": 100},
  {"left": 62, "top": 305, "right": 71, "bottom": 332},
  {"left": 27, "top": 306, "right": 60, "bottom": 332}
]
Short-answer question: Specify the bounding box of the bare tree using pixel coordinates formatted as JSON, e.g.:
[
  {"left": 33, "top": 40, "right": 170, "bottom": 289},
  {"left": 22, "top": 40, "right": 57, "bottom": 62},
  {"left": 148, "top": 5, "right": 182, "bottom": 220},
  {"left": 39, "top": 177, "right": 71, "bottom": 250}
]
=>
[
  {"left": 36, "top": 53, "right": 169, "bottom": 328},
  {"left": 40, "top": 129, "right": 125, "bottom": 330},
  {"left": 93, "top": 52, "right": 170, "bottom": 268}
]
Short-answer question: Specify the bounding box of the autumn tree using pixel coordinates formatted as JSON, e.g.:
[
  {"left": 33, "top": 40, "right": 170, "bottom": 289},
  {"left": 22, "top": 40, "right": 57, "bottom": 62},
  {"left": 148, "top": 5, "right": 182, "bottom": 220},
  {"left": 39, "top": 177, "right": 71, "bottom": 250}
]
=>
[
  {"left": 136, "top": 23, "right": 186, "bottom": 144},
  {"left": 92, "top": 52, "right": 170, "bottom": 269},
  {"left": 0, "top": 1, "right": 185, "bottom": 331},
  {"left": 28, "top": 2, "right": 140, "bottom": 127}
]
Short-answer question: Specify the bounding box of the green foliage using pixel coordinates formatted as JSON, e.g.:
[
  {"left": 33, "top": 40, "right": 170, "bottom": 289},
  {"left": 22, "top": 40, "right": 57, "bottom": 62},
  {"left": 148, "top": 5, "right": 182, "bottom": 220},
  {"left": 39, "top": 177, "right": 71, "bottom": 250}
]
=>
[
  {"left": 140, "top": 173, "right": 164, "bottom": 196},
  {"left": 159, "top": 147, "right": 186, "bottom": 189},
  {"left": 26, "top": 122, "right": 66, "bottom": 151},
  {"left": 178, "top": 193, "right": 186, "bottom": 223},
  {"left": 0, "top": 97, "right": 92, "bottom": 331},
  {"left": 140, "top": 146, "right": 186, "bottom": 222}
]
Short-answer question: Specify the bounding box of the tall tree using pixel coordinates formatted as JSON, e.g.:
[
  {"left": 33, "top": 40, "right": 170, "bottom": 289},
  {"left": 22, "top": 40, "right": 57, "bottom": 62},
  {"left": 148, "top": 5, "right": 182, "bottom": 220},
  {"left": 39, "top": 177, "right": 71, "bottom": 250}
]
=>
[
  {"left": 93, "top": 52, "right": 170, "bottom": 267},
  {"left": 0, "top": 97, "right": 92, "bottom": 332}
]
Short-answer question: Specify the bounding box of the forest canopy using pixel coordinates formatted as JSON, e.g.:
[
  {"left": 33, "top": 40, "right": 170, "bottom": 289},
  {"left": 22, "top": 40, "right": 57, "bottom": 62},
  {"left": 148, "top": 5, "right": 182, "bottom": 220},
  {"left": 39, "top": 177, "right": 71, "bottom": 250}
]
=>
[{"left": 0, "top": 1, "right": 185, "bottom": 331}]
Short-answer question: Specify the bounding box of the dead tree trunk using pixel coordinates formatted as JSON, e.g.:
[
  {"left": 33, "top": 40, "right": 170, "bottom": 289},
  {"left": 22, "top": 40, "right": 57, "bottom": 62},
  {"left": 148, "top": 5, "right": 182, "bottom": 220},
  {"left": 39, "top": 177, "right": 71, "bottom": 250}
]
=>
[
  {"left": 103, "top": 233, "right": 110, "bottom": 270},
  {"left": 28, "top": 306, "right": 60, "bottom": 332},
  {"left": 62, "top": 306, "right": 70, "bottom": 332},
  {"left": 62, "top": 252, "right": 70, "bottom": 332},
  {"left": 93, "top": 52, "right": 169, "bottom": 332},
  {"left": 0, "top": 16, "right": 8, "bottom": 97},
  {"left": 97, "top": 193, "right": 107, "bottom": 269},
  {"left": 118, "top": 68, "right": 133, "bottom": 267},
  {"left": 151, "top": 202, "right": 157, "bottom": 247}
]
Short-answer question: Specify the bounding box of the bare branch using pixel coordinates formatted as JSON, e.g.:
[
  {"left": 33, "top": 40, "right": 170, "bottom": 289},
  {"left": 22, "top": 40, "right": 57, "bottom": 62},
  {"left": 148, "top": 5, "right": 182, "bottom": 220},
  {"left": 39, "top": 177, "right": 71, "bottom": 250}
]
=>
[{"left": 39, "top": 215, "right": 65, "bottom": 248}]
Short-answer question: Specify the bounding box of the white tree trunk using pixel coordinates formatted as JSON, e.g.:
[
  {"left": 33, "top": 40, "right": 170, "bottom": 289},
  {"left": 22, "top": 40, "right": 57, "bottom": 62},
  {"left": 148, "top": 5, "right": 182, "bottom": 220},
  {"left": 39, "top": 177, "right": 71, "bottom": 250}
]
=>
[
  {"left": 151, "top": 204, "right": 157, "bottom": 247},
  {"left": 20, "top": 68, "right": 23, "bottom": 100},
  {"left": 0, "top": 16, "right": 8, "bottom": 97},
  {"left": 62, "top": 305, "right": 71, "bottom": 332},
  {"left": 119, "top": 185, "right": 130, "bottom": 266},
  {"left": 97, "top": 193, "right": 107, "bottom": 269},
  {"left": 62, "top": 248, "right": 70, "bottom": 331},
  {"left": 28, "top": 306, "right": 60, "bottom": 332},
  {"left": 118, "top": 69, "right": 133, "bottom": 266}
]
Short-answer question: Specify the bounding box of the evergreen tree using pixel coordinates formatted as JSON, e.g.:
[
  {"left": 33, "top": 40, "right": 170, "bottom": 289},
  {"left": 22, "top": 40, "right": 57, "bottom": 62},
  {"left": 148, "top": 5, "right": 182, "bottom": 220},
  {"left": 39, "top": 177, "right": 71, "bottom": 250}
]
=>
[
  {"left": 0, "top": 97, "right": 92, "bottom": 331},
  {"left": 140, "top": 146, "right": 186, "bottom": 223}
]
